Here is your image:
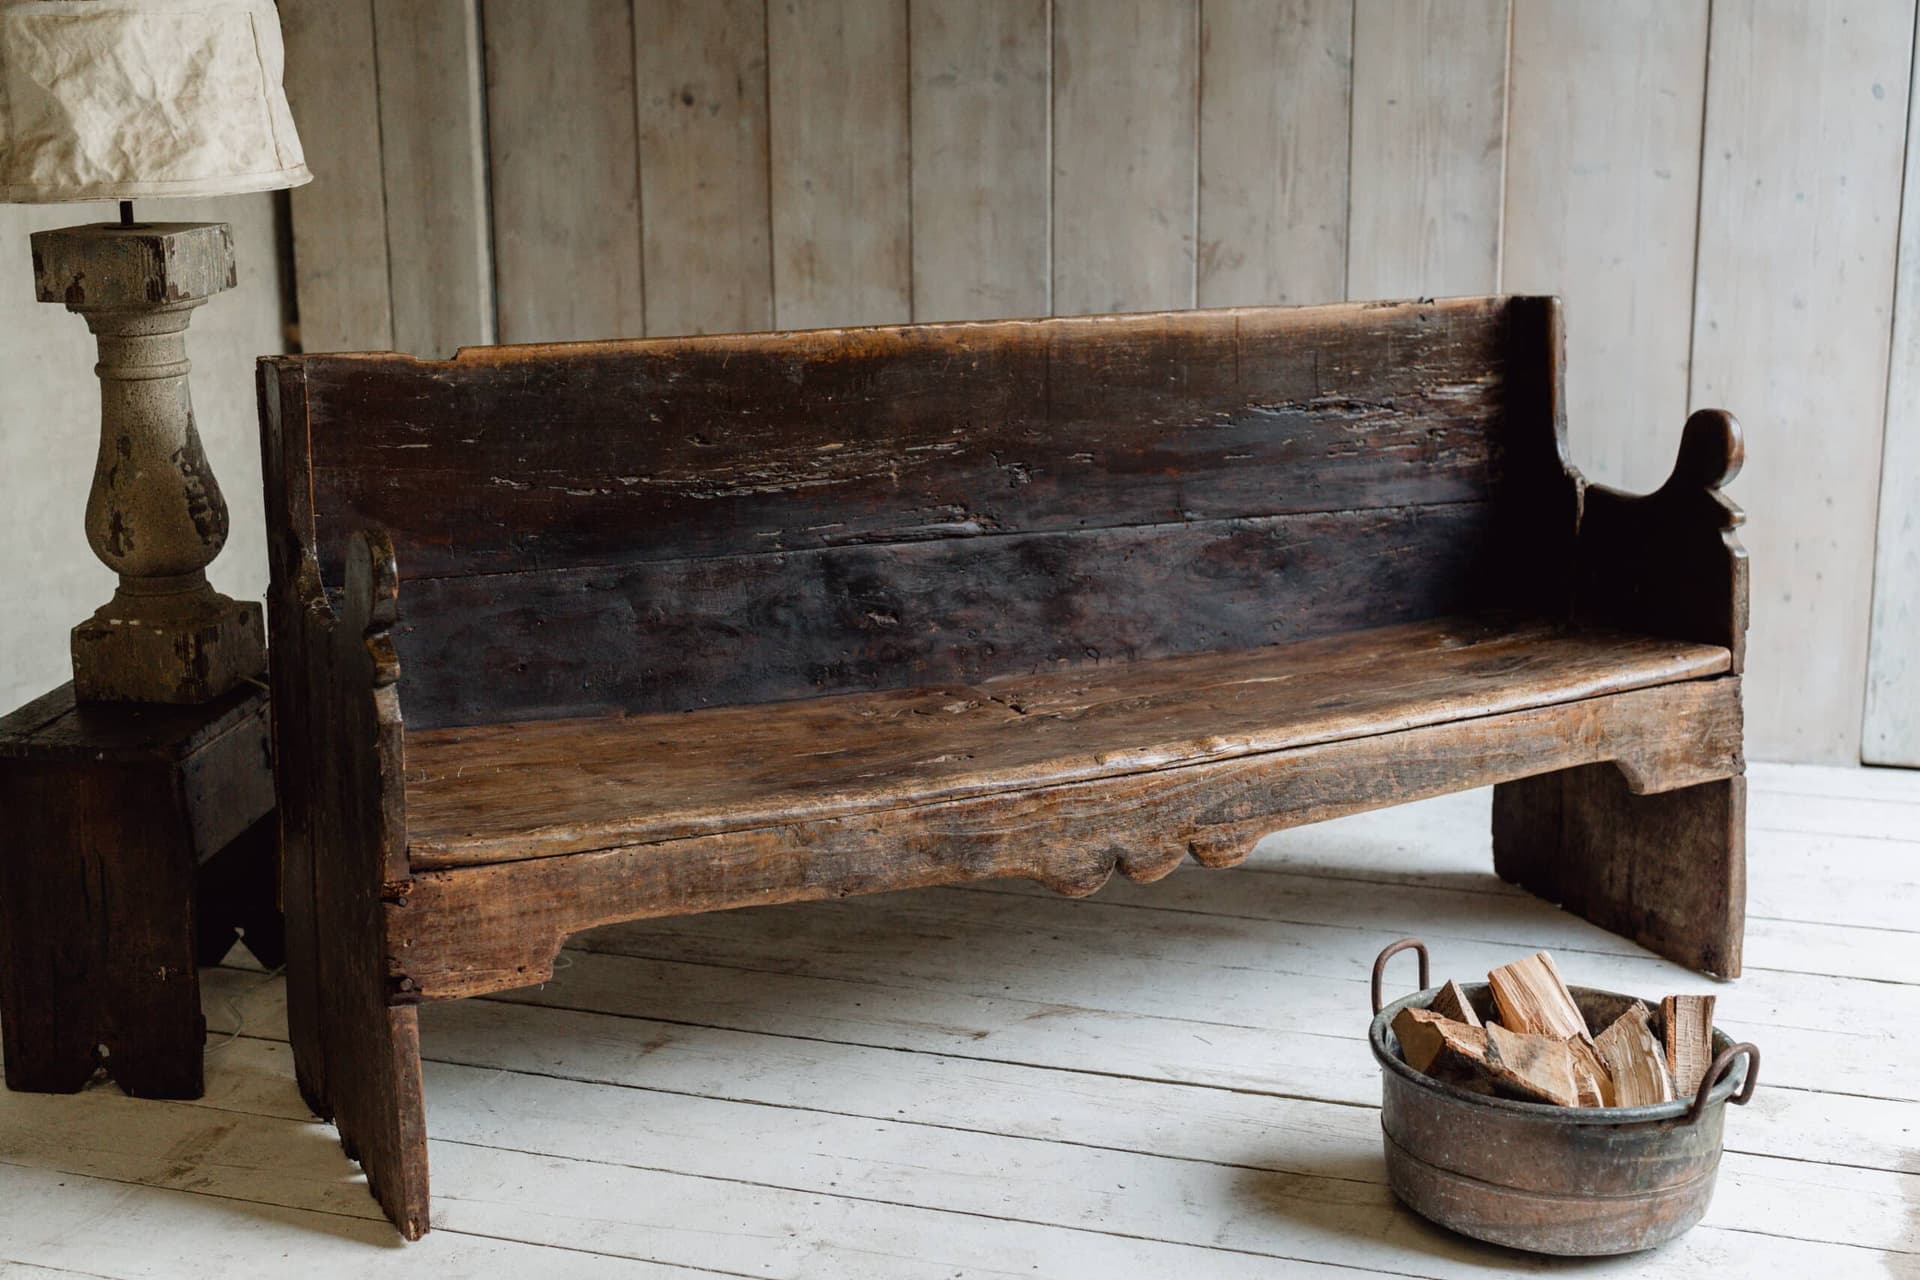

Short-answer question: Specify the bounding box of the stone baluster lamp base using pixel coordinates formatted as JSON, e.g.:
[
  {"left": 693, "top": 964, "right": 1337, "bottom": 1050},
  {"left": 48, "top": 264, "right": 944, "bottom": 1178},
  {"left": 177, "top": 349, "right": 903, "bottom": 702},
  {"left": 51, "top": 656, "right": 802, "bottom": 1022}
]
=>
[{"left": 31, "top": 220, "right": 265, "bottom": 704}]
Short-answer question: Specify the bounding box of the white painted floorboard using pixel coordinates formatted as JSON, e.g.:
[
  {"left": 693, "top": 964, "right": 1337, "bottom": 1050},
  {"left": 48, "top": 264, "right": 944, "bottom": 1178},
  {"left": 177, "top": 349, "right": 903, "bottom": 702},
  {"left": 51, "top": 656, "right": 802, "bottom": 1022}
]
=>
[{"left": 2, "top": 768, "right": 1916, "bottom": 1277}]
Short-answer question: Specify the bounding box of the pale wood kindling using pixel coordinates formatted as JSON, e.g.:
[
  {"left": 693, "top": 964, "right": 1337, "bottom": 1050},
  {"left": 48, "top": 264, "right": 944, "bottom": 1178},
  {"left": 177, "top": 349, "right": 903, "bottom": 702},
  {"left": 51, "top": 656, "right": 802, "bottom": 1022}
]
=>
[
  {"left": 1389, "top": 1008, "right": 1488, "bottom": 1081},
  {"left": 1567, "top": 1037, "right": 1613, "bottom": 1108},
  {"left": 1487, "top": 952, "right": 1592, "bottom": 1044},
  {"left": 1427, "top": 979, "right": 1481, "bottom": 1028},
  {"left": 1594, "top": 1002, "right": 1675, "bottom": 1107},
  {"left": 1663, "top": 994, "right": 1717, "bottom": 1096},
  {"left": 1482, "top": 1023, "right": 1580, "bottom": 1107}
]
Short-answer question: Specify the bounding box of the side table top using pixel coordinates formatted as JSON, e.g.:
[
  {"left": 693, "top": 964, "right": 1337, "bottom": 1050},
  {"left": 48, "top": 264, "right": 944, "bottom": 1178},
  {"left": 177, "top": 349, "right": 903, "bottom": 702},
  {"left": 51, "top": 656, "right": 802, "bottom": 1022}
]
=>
[{"left": 0, "top": 681, "right": 269, "bottom": 763}]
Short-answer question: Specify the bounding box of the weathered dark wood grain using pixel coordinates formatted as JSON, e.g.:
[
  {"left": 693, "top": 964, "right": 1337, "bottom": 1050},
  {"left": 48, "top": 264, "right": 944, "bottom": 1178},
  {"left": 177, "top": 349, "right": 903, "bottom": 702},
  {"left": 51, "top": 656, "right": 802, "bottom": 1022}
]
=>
[
  {"left": 260, "top": 365, "right": 429, "bottom": 1238},
  {"left": 258, "top": 357, "right": 327, "bottom": 1151},
  {"left": 1494, "top": 767, "right": 1746, "bottom": 978},
  {"left": 1493, "top": 295, "right": 1580, "bottom": 618},
  {"left": 392, "top": 501, "right": 1501, "bottom": 727},
  {"left": 0, "top": 684, "right": 275, "bottom": 1100},
  {"left": 1574, "top": 407, "right": 1748, "bottom": 669},
  {"left": 291, "top": 298, "right": 1522, "bottom": 580},
  {"left": 257, "top": 294, "right": 1749, "bottom": 1238},
  {"left": 403, "top": 618, "right": 1730, "bottom": 867},
  {"left": 271, "top": 528, "right": 429, "bottom": 1238},
  {"left": 0, "top": 758, "right": 204, "bottom": 1098},
  {"left": 389, "top": 676, "right": 1742, "bottom": 1002},
  {"left": 0, "top": 680, "right": 266, "bottom": 764},
  {"left": 1492, "top": 406, "right": 1751, "bottom": 977}
]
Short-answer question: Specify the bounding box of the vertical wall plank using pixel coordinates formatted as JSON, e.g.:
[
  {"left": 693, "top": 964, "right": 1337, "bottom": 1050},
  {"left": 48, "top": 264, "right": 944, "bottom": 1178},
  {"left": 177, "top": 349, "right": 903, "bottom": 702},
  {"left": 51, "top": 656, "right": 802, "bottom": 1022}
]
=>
[
  {"left": 635, "top": 0, "right": 774, "bottom": 337},
  {"left": 1690, "top": 0, "right": 1912, "bottom": 764},
  {"left": 767, "top": 0, "right": 912, "bottom": 330},
  {"left": 1197, "top": 0, "right": 1351, "bottom": 308},
  {"left": 1864, "top": 11, "right": 1920, "bottom": 766},
  {"left": 1052, "top": 0, "right": 1199, "bottom": 315},
  {"left": 372, "top": 0, "right": 494, "bottom": 357},
  {"left": 280, "top": 0, "right": 391, "bottom": 352},
  {"left": 1347, "top": 0, "right": 1509, "bottom": 300},
  {"left": 1503, "top": 0, "right": 1708, "bottom": 494},
  {"left": 909, "top": 0, "right": 1051, "bottom": 321},
  {"left": 484, "top": 0, "right": 643, "bottom": 344}
]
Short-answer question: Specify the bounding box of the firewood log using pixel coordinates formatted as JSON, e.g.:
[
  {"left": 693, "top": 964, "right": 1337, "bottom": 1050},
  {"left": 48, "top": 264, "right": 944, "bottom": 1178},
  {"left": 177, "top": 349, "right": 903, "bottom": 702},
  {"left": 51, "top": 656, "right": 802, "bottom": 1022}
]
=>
[
  {"left": 1594, "top": 1002, "right": 1675, "bottom": 1107},
  {"left": 1428, "top": 979, "right": 1482, "bottom": 1028},
  {"left": 1662, "top": 994, "right": 1716, "bottom": 1095},
  {"left": 1484, "top": 1023, "right": 1582, "bottom": 1106},
  {"left": 1488, "top": 951, "right": 1591, "bottom": 1044}
]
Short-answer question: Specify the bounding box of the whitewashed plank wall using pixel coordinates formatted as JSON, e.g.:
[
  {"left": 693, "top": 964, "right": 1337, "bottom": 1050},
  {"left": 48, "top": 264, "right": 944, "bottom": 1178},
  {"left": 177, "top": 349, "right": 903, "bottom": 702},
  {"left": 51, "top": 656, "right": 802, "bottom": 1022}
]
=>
[
  {"left": 1866, "top": 8, "right": 1920, "bottom": 766},
  {"left": 1346, "top": 0, "right": 1508, "bottom": 301},
  {"left": 910, "top": 0, "right": 1052, "bottom": 320},
  {"left": 282, "top": 0, "right": 1920, "bottom": 766},
  {"left": 1689, "top": 0, "right": 1911, "bottom": 766},
  {"left": 484, "top": 0, "right": 646, "bottom": 343},
  {"left": 635, "top": 0, "right": 775, "bottom": 337},
  {"left": 370, "top": 0, "right": 496, "bottom": 356}
]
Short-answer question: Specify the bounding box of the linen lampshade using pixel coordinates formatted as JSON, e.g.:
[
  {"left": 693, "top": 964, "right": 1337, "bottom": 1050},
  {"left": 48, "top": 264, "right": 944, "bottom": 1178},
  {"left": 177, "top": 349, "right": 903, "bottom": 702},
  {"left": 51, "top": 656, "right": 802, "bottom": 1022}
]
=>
[{"left": 0, "top": 0, "right": 310, "bottom": 202}]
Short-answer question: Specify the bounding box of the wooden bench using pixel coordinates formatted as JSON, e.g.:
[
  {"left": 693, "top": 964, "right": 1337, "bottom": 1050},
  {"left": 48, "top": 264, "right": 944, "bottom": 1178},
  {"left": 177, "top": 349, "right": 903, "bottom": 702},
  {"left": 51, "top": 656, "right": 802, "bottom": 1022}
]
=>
[{"left": 257, "top": 296, "right": 1747, "bottom": 1238}]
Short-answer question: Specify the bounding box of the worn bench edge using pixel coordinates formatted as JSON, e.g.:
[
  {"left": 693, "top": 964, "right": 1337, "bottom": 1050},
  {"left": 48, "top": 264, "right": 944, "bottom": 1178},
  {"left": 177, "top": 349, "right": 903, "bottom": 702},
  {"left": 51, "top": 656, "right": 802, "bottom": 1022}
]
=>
[{"left": 260, "top": 294, "right": 1531, "bottom": 368}]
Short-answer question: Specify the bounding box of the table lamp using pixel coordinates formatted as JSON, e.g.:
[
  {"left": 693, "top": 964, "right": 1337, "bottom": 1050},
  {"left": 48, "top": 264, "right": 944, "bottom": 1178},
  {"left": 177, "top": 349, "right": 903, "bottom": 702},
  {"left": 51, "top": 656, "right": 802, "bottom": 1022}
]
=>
[{"left": 0, "top": 0, "right": 309, "bottom": 703}]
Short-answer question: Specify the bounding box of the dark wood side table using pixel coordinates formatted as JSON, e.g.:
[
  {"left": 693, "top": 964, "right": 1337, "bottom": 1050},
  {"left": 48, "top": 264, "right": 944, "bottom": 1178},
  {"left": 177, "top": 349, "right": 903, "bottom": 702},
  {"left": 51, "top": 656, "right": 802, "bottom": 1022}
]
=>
[{"left": 0, "top": 682, "right": 281, "bottom": 1099}]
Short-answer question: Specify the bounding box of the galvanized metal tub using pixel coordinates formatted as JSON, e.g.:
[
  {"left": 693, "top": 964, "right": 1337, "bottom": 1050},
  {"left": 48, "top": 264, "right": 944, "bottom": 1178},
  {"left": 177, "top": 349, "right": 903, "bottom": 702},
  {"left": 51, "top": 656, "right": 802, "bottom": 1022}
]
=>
[{"left": 1367, "top": 938, "right": 1758, "bottom": 1256}]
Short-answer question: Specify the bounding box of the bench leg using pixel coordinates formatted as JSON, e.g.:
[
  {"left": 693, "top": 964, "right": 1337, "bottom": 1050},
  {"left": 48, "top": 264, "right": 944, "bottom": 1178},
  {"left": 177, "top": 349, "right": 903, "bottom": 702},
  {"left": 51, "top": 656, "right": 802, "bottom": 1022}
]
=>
[
  {"left": 283, "top": 827, "right": 431, "bottom": 1238},
  {"left": 328, "top": 1004, "right": 430, "bottom": 1240},
  {"left": 0, "top": 760, "right": 205, "bottom": 1099},
  {"left": 1492, "top": 766, "right": 1745, "bottom": 977}
]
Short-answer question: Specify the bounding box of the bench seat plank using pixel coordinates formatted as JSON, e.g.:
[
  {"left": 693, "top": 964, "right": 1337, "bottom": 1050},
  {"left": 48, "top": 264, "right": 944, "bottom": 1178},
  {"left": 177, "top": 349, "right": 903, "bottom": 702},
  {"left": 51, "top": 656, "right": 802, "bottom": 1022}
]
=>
[
  {"left": 391, "top": 675, "right": 1743, "bottom": 1003},
  {"left": 403, "top": 615, "right": 1729, "bottom": 869}
]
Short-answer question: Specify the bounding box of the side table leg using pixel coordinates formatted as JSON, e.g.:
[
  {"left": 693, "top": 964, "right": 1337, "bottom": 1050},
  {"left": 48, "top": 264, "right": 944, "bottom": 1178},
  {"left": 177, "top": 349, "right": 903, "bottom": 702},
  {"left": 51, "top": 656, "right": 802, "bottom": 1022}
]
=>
[
  {"left": 0, "top": 760, "right": 205, "bottom": 1098},
  {"left": 195, "top": 813, "right": 287, "bottom": 970}
]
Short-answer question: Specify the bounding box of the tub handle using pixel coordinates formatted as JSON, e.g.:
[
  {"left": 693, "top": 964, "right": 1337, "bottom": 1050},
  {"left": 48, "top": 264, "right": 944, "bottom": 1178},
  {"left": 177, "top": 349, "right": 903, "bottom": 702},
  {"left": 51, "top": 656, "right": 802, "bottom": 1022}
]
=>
[
  {"left": 1371, "top": 937, "right": 1430, "bottom": 1014},
  {"left": 1685, "top": 1041, "right": 1760, "bottom": 1124}
]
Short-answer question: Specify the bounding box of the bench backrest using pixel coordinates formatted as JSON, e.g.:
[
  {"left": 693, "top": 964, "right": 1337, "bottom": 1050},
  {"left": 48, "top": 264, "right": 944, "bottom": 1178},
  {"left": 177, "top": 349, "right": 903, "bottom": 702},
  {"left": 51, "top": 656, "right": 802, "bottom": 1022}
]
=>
[{"left": 260, "top": 296, "right": 1573, "bottom": 730}]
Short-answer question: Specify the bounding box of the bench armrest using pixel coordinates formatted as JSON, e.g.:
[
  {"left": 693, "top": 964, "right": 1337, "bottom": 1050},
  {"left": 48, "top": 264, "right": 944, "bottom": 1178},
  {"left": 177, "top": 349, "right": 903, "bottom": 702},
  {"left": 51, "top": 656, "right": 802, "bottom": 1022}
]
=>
[
  {"left": 1573, "top": 409, "right": 1748, "bottom": 671},
  {"left": 272, "top": 526, "right": 411, "bottom": 887}
]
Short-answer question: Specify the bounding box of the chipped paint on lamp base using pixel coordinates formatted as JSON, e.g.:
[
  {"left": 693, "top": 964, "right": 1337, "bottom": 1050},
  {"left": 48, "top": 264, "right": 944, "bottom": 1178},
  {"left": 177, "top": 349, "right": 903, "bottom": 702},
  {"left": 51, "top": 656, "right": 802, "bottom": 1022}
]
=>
[{"left": 31, "top": 221, "right": 264, "bottom": 703}]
